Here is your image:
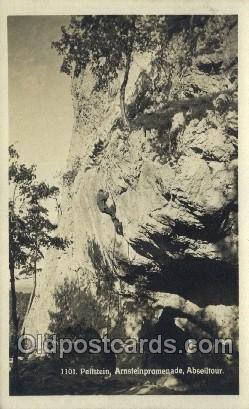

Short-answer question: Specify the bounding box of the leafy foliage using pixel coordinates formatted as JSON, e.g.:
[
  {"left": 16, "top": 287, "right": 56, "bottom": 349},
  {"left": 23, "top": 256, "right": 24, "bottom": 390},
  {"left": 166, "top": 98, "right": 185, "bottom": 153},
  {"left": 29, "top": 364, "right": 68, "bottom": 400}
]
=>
[
  {"left": 9, "top": 145, "right": 69, "bottom": 276},
  {"left": 52, "top": 16, "right": 195, "bottom": 127},
  {"left": 51, "top": 15, "right": 201, "bottom": 84},
  {"left": 49, "top": 277, "right": 107, "bottom": 336},
  {"left": 9, "top": 144, "right": 70, "bottom": 380},
  {"left": 53, "top": 16, "right": 146, "bottom": 82}
]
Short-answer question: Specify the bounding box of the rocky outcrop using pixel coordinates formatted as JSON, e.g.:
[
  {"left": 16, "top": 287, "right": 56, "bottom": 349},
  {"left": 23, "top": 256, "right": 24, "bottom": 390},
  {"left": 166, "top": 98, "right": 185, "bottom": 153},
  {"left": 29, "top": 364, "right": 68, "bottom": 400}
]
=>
[{"left": 25, "top": 16, "right": 238, "bottom": 391}]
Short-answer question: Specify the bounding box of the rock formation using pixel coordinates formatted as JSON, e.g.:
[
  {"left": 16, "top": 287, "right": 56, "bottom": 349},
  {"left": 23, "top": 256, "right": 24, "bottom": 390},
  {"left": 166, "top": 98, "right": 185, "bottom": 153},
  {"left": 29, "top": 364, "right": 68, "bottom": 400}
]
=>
[{"left": 25, "top": 15, "right": 238, "bottom": 391}]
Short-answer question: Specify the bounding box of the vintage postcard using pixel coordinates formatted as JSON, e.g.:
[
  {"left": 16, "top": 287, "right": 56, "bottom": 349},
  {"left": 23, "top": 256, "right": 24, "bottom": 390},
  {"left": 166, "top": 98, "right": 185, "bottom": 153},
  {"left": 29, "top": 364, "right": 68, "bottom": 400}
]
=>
[{"left": 0, "top": 1, "right": 249, "bottom": 408}]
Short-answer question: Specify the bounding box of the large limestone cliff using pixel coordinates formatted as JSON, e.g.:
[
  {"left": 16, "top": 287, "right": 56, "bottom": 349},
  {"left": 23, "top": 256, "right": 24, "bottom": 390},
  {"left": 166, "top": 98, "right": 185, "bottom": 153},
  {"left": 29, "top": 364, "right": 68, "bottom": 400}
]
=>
[{"left": 25, "top": 16, "right": 238, "bottom": 386}]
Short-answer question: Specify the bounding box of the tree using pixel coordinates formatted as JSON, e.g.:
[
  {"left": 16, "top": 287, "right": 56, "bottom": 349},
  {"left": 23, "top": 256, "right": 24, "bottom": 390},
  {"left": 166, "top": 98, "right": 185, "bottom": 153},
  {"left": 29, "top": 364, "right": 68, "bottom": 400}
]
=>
[
  {"left": 9, "top": 146, "right": 35, "bottom": 389},
  {"left": 52, "top": 16, "right": 207, "bottom": 129},
  {"left": 9, "top": 145, "right": 69, "bottom": 388},
  {"left": 52, "top": 16, "right": 165, "bottom": 129}
]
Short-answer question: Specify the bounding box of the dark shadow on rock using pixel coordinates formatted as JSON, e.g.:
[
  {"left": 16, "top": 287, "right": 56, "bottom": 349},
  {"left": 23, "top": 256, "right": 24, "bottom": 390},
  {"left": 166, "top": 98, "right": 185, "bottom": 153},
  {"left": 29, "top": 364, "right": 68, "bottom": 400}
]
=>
[
  {"left": 139, "top": 307, "right": 190, "bottom": 370},
  {"left": 122, "top": 240, "right": 238, "bottom": 307},
  {"left": 151, "top": 258, "right": 238, "bottom": 307}
]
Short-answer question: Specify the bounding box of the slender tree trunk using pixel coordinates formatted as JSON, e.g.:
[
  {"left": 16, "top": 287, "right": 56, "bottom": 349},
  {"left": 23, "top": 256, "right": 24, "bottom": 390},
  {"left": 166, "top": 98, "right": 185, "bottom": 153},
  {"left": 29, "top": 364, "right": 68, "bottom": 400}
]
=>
[
  {"left": 21, "top": 239, "right": 38, "bottom": 335},
  {"left": 120, "top": 49, "right": 132, "bottom": 129},
  {"left": 21, "top": 255, "right": 37, "bottom": 335},
  {"left": 9, "top": 255, "right": 20, "bottom": 390},
  {"left": 119, "top": 17, "right": 136, "bottom": 129}
]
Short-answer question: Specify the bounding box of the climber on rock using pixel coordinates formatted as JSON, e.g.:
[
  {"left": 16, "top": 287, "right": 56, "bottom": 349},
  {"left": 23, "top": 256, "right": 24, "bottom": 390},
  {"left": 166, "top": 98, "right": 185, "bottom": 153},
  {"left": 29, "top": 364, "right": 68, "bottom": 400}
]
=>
[
  {"left": 96, "top": 189, "right": 123, "bottom": 235},
  {"left": 96, "top": 189, "right": 116, "bottom": 218}
]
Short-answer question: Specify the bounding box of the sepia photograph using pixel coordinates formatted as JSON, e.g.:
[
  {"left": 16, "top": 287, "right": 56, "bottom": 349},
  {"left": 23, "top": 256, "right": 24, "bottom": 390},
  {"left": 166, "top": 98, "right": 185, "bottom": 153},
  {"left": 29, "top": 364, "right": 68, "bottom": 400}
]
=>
[{"left": 7, "top": 12, "right": 239, "bottom": 398}]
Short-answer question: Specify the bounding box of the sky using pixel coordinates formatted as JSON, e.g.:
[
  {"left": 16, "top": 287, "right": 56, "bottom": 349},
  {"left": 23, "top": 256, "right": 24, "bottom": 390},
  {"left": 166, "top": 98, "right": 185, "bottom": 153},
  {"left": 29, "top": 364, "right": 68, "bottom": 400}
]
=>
[{"left": 8, "top": 16, "right": 73, "bottom": 184}]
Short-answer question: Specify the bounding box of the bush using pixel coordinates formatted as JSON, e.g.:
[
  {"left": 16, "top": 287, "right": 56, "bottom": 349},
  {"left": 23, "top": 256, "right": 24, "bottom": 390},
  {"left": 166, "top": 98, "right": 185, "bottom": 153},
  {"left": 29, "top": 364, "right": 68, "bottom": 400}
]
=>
[{"left": 49, "top": 277, "right": 107, "bottom": 337}]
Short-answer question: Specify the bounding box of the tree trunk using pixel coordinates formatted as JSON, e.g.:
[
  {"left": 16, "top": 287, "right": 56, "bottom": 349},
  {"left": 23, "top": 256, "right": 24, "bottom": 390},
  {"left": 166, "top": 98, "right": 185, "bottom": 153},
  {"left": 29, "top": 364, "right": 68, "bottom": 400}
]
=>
[
  {"left": 119, "top": 17, "right": 136, "bottom": 129},
  {"left": 120, "top": 49, "right": 132, "bottom": 129},
  {"left": 9, "top": 256, "right": 20, "bottom": 390},
  {"left": 21, "top": 238, "right": 38, "bottom": 335},
  {"left": 21, "top": 258, "right": 37, "bottom": 335}
]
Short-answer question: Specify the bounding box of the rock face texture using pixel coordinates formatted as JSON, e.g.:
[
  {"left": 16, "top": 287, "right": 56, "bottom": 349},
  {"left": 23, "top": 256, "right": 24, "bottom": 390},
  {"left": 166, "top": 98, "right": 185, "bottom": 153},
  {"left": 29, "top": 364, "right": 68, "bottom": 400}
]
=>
[{"left": 25, "top": 16, "right": 238, "bottom": 389}]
